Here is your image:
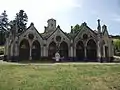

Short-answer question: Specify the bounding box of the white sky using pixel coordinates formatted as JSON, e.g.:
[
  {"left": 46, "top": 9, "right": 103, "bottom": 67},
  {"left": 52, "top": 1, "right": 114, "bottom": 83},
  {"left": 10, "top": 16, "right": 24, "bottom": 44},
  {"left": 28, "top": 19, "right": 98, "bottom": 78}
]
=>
[{"left": 0, "top": 0, "right": 82, "bottom": 33}]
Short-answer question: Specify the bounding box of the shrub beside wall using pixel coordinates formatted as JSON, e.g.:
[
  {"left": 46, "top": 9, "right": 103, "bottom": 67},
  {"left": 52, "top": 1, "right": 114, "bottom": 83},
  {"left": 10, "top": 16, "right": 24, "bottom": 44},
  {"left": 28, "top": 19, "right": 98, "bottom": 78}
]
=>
[{"left": 0, "top": 46, "right": 4, "bottom": 55}]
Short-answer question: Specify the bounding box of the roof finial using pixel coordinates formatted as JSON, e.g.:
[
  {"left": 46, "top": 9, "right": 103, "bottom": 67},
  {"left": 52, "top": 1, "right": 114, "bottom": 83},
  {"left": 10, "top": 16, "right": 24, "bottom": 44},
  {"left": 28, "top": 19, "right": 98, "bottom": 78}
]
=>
[
  {"left": 57, "top": 25, "right": 60, "bottom": 28},
  {"left": 97, "top": 19, "right": 101, "bottom": 33},
  {"left": 30, "top": 22, "right": 34, "bottom": 26},
  {"left": 102, "top": 24, "right": 107, "bottom": 32}
]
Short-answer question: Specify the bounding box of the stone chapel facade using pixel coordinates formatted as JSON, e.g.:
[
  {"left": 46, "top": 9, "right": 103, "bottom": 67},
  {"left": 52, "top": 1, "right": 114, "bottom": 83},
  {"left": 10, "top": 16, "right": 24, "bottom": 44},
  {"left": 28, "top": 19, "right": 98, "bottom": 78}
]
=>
[{"left": 4, "top": 18, "right": 114, "bottom": 62}]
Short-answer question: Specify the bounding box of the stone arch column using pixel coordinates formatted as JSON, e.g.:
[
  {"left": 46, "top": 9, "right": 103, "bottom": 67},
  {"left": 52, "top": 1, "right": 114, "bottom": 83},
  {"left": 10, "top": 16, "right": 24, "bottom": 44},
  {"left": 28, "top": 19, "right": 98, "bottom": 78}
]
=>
[
  {"left": 70, "top": 40, "right": 74, "bottom": 58},
  {"left": 102, "top": 45, "right": 109, "bottom": 60}
]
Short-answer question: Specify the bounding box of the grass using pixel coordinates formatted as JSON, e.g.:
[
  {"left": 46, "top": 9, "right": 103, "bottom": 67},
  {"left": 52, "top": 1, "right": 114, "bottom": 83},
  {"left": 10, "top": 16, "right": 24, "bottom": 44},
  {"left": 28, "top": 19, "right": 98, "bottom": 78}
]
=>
[{"left": 0, "top": 64, "right": 120, "bottom": 90}]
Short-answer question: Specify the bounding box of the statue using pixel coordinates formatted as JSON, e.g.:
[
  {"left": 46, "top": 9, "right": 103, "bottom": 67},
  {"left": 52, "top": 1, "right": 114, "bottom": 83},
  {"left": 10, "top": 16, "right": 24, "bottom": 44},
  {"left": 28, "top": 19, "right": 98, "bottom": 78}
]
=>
[{"left": 55, "top": 52, "right": 60, "bottom": 62}]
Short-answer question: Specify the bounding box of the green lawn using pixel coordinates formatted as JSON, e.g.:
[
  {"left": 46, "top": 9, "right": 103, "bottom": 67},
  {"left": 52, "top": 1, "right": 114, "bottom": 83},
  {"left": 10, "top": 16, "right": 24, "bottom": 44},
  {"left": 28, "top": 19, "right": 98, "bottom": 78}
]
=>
[{"left": 0, "top": 64, "right": 120, "bottom": 90}]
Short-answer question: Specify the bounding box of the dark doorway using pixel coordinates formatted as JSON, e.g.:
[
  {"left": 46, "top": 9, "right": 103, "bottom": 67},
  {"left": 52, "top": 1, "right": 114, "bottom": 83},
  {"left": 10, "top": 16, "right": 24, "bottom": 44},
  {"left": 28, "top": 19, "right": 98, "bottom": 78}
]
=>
[
  {"left": 32, "top": 40, "right": 41, "bottom": 60},
  {"left": 105, "top": 46, "right": 108, "bottom": 58},
  {"left": 76, "top": 41, "right": 84, "bottom": 61},
  {"left": 87, "top": 39, "right": 97, "bottom": 61},
  {"left": 19, "top": 39, "right": 30, "bottom": 60},
  {"left": 59, "top": 41, "right": 68, "bottom": 58},
  {"left": 48, "top": 42, "right": 56, "bottom": 58}
]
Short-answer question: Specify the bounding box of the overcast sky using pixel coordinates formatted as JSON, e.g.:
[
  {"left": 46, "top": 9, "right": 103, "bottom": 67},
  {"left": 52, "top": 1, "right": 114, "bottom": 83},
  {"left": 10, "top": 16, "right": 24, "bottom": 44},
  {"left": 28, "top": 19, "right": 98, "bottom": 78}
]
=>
[{"left": 0, "top": 0, "right": 120, "bottom": 35}]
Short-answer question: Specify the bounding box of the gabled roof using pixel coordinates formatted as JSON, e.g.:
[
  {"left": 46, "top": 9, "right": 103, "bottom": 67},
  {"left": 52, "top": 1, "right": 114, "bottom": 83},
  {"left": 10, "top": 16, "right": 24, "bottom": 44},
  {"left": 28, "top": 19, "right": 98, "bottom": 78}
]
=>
[
  {"left": 73, "top": 22, "right": 97, "bottom": 39},
  {"left": 17, "top": 21, "right": 99, "bottom": 40},
  {"left": 18, "top": 23, "right": 43, "bottom": 39},
  {"left": 41, "top": 25, "right": 70, "bottom": 40},
  {"left": 41, "top": 30, "right": 55, "bottom": 39}
]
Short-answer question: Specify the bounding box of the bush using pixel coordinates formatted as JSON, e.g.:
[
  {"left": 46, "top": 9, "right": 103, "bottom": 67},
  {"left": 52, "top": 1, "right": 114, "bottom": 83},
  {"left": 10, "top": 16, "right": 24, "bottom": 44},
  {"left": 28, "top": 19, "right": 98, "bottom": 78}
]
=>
[
  {"left": 0, "top": 50, "right": 4, "bottom": 55},
  {"left": 0, "top": 46, "right": 4, "bottom": 55},
  {"left": 115, "top": 52, "right": 120, "bottom": 56}
]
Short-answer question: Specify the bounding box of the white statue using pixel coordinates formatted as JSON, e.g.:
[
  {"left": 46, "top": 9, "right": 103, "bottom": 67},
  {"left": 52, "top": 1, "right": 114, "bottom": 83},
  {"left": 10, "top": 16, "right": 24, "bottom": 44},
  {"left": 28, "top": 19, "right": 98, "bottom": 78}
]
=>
[{"left": 55, "top": 52, "right": 60, "bottom": 62}]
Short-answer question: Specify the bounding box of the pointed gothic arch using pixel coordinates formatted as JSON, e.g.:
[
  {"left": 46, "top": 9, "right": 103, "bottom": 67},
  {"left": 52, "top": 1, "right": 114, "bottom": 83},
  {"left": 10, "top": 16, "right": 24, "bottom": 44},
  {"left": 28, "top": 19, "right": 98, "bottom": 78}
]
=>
[
  {"left": 19, "top": 39, "right": 30, "bottom": 60},
  {"left": 32, "top": 40, "right": 41, "bottom": 60},
  {"left": 48, "top": 41, "right": 56, "bottom": 58},
  {"left": 87, "top": 39, "right": 97, "bottom": 61},
  {"left": 59, "top": 41, "right": 68, "bottom": 58},
  {"left": 76, "top": 41, "right": 84, "bottom": 61}
]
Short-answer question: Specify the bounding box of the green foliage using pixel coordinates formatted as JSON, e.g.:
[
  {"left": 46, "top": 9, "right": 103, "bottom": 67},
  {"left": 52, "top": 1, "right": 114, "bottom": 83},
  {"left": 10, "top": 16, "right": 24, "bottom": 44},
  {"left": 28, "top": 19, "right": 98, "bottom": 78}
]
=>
[
  {"left": 113, "top": 39, "right": 120, "bottom": 51},
  {"left": 0, "top": 10, "right": 9, "bottom": 45},
  {"left": 0, "top": 46, "right": 4, "bottom": 55},
  {"left": 1, "top": 11, "right": 9, "bottom": 30},
  {"left": 0, "top": 31, "right": 5, "bottom": 45},
  {"left": 0, "top": 64, "right": 120, "bottom": 90},
  {"left": 113, "top": 39, "right": 120, "bottom": 56},
  {"left": 71, "top": 24, "right": 81, "bottom": 34},
  {"left": 10, "top": 10, "right": 28, "bottom": 34}
]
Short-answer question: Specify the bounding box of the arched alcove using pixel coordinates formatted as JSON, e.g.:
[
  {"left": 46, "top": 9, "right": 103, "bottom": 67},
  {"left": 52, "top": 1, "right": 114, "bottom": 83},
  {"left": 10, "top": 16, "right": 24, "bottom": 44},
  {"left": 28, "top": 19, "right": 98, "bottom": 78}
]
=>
[
  {"left": 59, "top": 41, "right": 68, "bottom": 57},
  {"left": 19, "top": 39, "right": 30, "bottom": 60},
  {"left": 76, "top": 41, "right": 84, "bottom": 61},
  {"left": 87, "top": 39, "right": 97, "bottom": 61},
  {"left": 48, "top": 41, "right": 56, "bottom": 58},
  {"left": 32, "top": 40, "right": 41, "bottom": 60}
]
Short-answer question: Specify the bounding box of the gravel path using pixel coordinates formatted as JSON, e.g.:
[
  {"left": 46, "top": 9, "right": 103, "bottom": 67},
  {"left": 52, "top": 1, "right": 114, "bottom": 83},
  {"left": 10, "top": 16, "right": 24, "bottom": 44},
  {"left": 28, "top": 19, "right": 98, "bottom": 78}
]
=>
[{"left": 0, "top": 60, "right": 120, "bottom": 65}]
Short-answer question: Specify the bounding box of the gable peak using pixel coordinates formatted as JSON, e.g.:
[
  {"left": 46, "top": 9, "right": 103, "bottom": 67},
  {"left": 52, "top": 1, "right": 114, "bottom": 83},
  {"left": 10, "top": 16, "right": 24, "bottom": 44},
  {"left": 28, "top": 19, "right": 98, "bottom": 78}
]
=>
[
  {"left": 57, "top": 25, "right": 60, "bottom": 29},
  {"left": 82, "top": 22, "right": 87, "bottom": 26},
  {"left": 30, "top": 22, "right": 34, "bottom": 26}
]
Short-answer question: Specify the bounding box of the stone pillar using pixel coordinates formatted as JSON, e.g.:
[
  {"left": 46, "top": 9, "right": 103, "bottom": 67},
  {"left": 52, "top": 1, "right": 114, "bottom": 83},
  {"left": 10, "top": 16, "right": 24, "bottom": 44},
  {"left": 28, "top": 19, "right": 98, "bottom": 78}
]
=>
[
  {"left": 73, "top": 45, "right": 76, "bottom": 59},
  {"left": 44, "top": 40, "right": 48, "bottom": 58},
  {"left": 14, "top": 41, "right": 18, "bottom": 61},
  {"left": 70, "top": 45, "right": 73, "bottom": 61},
  {"left": 97, "top": 41, "right": 101, "bottom": 62},
  {"left": 70, "top": 40, "right": 73, "bottom": 58},
  {"left": 103, "top": 46, "right": 105, "bottom": 58},
  {"left": 70, "top": 46, "right": 73, "bottom": 57},
  {"left": 13, "top": 36, "right": 19, "bottom": 61},
  {"left": 44, "top": 46, "right": 47, "bottom": 57},
  {"left": 29, "top": 43, "right": 32, "bottom": 60},
  {"left": 84, "top": 46, "right": 87, "bottom": 61}
]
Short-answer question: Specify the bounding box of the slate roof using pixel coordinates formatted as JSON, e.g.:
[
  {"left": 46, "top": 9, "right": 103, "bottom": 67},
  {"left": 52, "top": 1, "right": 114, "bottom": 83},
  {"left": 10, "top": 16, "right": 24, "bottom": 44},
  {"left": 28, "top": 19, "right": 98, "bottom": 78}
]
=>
[
  {"left": 16, "top": 21, "right": 103, "bottom": 40},
  {"left": 41, "top": 30, "right": 55, "bottom": 40},
  {"left": 41, "top": 22, "right": 99, "bottom": 40},
  {"left": 68, "top": 22, "right": 98, "bottom": 39},
  {"left": 18, "top": 23, "right": 43, "bottom": 39},
  {"left": 41, "top": 25, "right": 70, "bottom": 40}
]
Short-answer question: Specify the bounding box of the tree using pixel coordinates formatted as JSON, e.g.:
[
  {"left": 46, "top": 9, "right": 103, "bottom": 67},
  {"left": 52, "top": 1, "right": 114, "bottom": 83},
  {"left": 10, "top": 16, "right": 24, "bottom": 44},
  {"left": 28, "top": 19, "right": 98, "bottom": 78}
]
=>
[
  {"left": 113, "top": 39, "right": 120, "bottom": 56},
  {"left": 113, "top": 39, "right": 120, "bottom": 52},
  {"left": 1, "top": 10, "right": 9, "bottom": 31},
  {"left": 10, "top": 10, "right": 28, "bottom": 34},
  {"left": 0, "top": 10, "right": 9, "bottom": 45},
  {"left": 71, "top": 24, "right": 81, "bottom": 34}
]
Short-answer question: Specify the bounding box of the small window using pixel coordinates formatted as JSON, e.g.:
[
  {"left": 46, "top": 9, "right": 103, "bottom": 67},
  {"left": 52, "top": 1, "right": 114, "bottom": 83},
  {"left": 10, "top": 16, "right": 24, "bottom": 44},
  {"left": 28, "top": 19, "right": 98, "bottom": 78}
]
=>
[
  {"left": 51, "top": 24, "right": 53, "bottom": 27},
  {"left": 28, "top": 34, "right": 34, "bottom": 40},
  {"left": 83, "top": 34, "right": 88, "bottom": 39},
  {"left": 56, "top": 36, "right": 61, "bottom": 42}
]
